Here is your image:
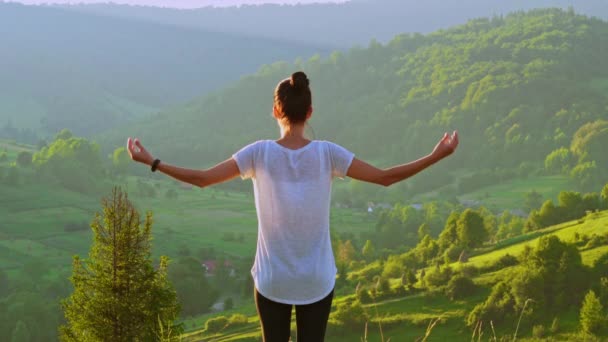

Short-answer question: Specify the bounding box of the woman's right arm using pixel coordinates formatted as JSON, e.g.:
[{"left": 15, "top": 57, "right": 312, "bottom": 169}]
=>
[
  {"left": 126, "top": 137, "right": 241, "bottom": 188},
  {"left": 346, "top": 131, "right": 459, "bottom": 187}
]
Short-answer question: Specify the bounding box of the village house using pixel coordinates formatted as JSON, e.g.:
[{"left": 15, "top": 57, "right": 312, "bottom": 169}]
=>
[{"left": 201, "top": 259, "right": 236, "bottom": 277}]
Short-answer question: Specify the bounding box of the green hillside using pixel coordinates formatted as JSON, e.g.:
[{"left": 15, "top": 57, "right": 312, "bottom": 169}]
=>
[
  {"left": 0, "top": 134, "right": 606, "bottom": 340},
  {"left": 181, "top": 211, "right": 608, "bottom": 341}
]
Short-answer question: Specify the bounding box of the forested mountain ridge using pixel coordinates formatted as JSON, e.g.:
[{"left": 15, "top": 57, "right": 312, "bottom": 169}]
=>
[
  {"left": 60, "top": 0, "right": 608, "bottom": 47},
  {"left": 0, "top": 3, "right": 327, "bottom": 139},
  {"left": 101, "top": 9, "right": 608, "bottom": 192}
]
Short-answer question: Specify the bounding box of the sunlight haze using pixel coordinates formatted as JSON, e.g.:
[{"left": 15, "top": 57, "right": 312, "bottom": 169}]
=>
[{"left": 4, "top": 0, "right": 349, "bottom": 8}]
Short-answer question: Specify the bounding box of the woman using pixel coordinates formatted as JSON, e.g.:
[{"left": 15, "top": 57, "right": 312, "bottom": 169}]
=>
[{"left": 127, "top": 71, "right": 458, "bottom": 341}]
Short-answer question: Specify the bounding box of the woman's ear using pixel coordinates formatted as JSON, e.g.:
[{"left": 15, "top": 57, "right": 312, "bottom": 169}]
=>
[
  {"left": 306, "top": 106, "right": 313, "bottom": 120},
  {"left": 272, "top": 105, "right": 281, "bottom": 119}
]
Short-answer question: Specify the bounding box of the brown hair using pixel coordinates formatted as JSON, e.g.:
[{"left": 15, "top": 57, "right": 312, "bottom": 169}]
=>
[{"left": 274, "top": 71, "right": 312, "bottom": 125}]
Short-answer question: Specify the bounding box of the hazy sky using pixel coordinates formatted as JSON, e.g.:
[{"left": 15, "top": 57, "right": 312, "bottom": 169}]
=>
[{"left": 5, "top": 0, "right": 349, "bottom": 8}]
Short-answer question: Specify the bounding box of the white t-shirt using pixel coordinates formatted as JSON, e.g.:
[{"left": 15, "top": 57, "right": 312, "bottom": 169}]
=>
[{"left": 232, "top": 139, "right": 355, "bottom": 304}]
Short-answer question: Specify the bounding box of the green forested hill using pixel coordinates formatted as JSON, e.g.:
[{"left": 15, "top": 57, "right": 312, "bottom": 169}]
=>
[{"left": 102, "top": 9, "right": 608, "bottom": 191}]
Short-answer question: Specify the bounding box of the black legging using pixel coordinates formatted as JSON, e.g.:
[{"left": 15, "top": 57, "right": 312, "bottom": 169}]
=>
[{"left": 255, "top": 288, "right": 334, "bottom": 342}]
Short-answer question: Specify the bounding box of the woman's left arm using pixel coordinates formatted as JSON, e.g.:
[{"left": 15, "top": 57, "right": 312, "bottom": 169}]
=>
[{"left": 126, "top": 137, "right": 240, "bottom": 188}]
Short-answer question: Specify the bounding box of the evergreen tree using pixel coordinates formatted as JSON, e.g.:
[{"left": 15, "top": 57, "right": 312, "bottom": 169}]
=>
[
  {"left": 601, "top": 183, "right": 608, "bottom": 209},
  {"left": 59, "top": 187, "right": 181, "bottom": 341},
  {"left": 456, "top": 209, "right": 487, "bottom": 249},
  {"left": 524, "top": 190, "right": 543, "bottom": 213},
  {"left": 580, "top": 290, "right": 604, "bottom": 335},
  {"left": 361, "top": 240, "right": 375, "bottom": 260},
  {"left": 417, "top": 223, "right": 431, "bottom": 241},
  {"left": 337, "top": 240, "right": 356, "bottom": 265}
]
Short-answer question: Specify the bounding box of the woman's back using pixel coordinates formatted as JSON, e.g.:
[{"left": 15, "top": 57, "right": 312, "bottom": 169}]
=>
[
  {"left": 232, "top": 139, "right": 354, "bottom": 304},
  {"left": 127, "top": 70, "right": 457, "bottom": 341}
]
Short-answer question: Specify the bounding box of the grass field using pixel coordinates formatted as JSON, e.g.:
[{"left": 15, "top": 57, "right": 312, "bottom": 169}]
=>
[
  {"left": 457, "top": 175, "right": 574, "bottom": 212},
  {"left": 452, "top": 210, "right": 608, "bottom": 270},
  {"left": 0, "top": 138, "right": 37, "bottom": 162},
  {"left": 0, "top": 169, "right": 376, "bottom": 277}
]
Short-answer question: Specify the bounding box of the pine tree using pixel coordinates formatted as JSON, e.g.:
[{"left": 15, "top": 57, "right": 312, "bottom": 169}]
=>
[
  {"left": 59, "top": 187, "right": 181, "bottom": 341},
  {"left": 580, "top": 290, "right": 604, "bottom": 335},
  {"left": 361, "top": 239, "right": 375, "bottom": 260}
]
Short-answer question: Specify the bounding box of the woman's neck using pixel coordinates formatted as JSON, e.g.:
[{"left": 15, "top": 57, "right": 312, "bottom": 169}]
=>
[{"left": 277, "top": 123, "right": 310, "bottom": 147}]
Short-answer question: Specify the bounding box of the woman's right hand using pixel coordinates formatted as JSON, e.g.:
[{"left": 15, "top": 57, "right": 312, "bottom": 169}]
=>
[
  {"left": 432, "top": 131, "right": 459, "bottom": 160},
  {"left": 127, "top": 137, "right": 154, "bottom": 166}
]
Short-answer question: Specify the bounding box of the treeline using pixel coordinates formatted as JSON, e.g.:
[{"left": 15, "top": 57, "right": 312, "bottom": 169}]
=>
[
  {"left": 335, "top": 183, "right": 608, "bottom": 276},
  {"left": 103, "top": 9, "right": 608, "bottom": 196},
  {"left": 0, "top": 129, "right": 109, "bottom": 194},
  {"left": 0, "top": 128, "right": 248, "bottom": 195},
  {"left": 324, "top": 183, "right": 608, "bottom": 339}
]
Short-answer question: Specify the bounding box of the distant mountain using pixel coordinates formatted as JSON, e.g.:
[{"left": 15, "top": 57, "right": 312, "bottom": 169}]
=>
[
  {"left": 0, "top": 3, "right": 328, "bottom": 139},
  {"left": 18, "top": 0, "right": 348, "bottom": 7},
  {"left": 61, "top": 0, "right": 608, "bottom": 47}
]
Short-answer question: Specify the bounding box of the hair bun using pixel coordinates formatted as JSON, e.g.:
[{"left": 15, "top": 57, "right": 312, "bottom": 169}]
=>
[{"left": 290, "top": 71, "right": 309, "bottom": 91}]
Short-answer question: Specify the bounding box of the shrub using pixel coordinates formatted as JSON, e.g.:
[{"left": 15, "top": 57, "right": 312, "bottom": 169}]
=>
[
  {"left": 443, "top": 245, "right": 462, "bottom": 263},
  {"left": 495, "top": 253, "right": 519, "bottom": 268},
  {"left": 205, "top": 316, "right": 228, "bottom": 332},
  {"left": 459, "top": 265, "right": 479, "bottom": 278},
  {"left": 392, "top": 284, "right": 407, "bottom": 297},
  {"left": 356, "top": 288, "right": 372, "bottom": 304},
  {"left": 348, "top": 261, "right": 382, "bottom": 283},
  {"left": 228, "top": 314, "right": 248, "bottom": 327},
  {"left": 381, "top": 256, "right": 404, "bottom": 278},
  {"left": 423, "top": 265, "right": 453, "bottom": 288},
  {"left": 584, "top": 234, "right": 607, "bottom": 249},
  {"left": 480, "top": 253, "right": 519, "bottom": 273},
  {"left": 375, "top": 276, "right": 391, "bottom": 295},
  {"left": 466, "top": 281, "right": 515, "bottom": 327},
  {"left": 532, "top": 324, "right": 546, "bottom": 338},
  {"left": 445, "top": 275, "right": 477, "bottom": 300},
  {"left": 331, "top": 300, "right": 368, "bottom": 329}
]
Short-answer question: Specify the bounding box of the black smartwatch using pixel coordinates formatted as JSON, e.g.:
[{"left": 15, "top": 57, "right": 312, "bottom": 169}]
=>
[{"left": 151, "top": 159, "right": 161, "bottom": 172}]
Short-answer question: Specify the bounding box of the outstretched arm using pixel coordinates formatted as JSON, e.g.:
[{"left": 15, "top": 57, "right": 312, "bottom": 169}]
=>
[
  {"left": 126, "top": 137, "right": 240, "bottom": 188},
  {"left": 346, "top": 131, "right": 459, "bottom": 187}
]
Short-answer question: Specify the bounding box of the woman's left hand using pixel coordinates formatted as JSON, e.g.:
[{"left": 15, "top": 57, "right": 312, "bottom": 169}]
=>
[
  {"left": 127, "top": 137, "right": 154, "bottom": 166},
  {"left": 432, "top": 130, "right": 459, "bottom": 160}
]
